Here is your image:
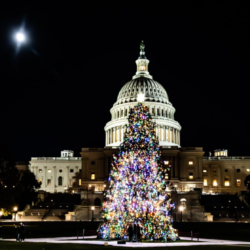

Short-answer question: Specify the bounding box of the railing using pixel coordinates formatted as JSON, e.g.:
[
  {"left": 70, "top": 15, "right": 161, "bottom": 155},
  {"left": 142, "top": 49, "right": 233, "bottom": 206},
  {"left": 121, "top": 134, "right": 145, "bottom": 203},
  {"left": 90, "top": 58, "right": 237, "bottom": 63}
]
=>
[
  {"left": 203, "top": 156, "right": 250, "bottom": 161},
  {"left": 31, "top": 157, "right": 82, "bottom": 161}
]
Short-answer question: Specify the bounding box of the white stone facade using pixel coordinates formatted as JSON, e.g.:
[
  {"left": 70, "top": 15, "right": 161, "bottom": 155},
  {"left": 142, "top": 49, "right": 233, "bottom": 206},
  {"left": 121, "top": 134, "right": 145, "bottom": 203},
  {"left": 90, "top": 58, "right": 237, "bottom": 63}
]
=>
[
  {"left": 29, "top": 150, "right": 82, "bottom": 193},
  {"left": 104, "top": 46, "right": 181, "bottom": 148}
]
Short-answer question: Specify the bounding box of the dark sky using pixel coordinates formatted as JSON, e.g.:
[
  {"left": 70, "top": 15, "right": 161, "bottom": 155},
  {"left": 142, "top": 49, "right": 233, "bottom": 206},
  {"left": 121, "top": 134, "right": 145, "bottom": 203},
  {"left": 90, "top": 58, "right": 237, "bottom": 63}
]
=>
[{"left": 1, "top": 1, "right": 250, "bottom": 161}]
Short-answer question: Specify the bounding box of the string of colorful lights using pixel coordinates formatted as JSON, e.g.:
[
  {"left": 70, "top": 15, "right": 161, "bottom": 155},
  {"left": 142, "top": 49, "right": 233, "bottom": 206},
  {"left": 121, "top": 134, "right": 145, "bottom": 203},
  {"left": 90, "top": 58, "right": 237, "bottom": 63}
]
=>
[{"left": 98, "top": 103, "right": 176, "bottom": 241}]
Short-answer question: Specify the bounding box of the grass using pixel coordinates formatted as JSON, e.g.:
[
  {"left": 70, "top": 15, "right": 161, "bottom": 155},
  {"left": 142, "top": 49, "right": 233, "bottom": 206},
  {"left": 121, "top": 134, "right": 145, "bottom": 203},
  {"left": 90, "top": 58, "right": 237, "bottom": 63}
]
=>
[{"left": 0, "top": 242, "right": 249, "bottom": 250}]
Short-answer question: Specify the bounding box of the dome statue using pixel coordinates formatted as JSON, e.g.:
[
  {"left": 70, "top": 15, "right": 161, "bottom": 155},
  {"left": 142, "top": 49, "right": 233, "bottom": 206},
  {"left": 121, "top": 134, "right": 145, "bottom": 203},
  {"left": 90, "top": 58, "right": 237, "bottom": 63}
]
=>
[{"left": 104, "top": 41, "right": 181, "bottom": 148}]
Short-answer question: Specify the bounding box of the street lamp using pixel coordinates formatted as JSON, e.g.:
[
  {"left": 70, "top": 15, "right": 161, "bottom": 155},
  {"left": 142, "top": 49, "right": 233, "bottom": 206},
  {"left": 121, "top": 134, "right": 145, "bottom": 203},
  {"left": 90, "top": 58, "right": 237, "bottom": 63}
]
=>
[
  {"left": 91, "top": 206, "right": 95, "bottom": 222},
  {"left": 179, "top": 206, "right": 184, "bottom": 222}
]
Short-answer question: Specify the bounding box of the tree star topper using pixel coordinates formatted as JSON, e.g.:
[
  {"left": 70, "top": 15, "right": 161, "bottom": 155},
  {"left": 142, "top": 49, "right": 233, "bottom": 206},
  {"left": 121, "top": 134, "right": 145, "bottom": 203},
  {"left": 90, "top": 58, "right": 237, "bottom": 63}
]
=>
[{"left": 137, "top": 93, "right": 145, "bottom": 102}]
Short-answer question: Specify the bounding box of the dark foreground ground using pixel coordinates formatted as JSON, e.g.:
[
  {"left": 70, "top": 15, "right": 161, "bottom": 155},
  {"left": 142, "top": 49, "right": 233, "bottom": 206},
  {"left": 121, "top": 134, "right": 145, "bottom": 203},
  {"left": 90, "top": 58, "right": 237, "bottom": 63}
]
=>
[
  {"left": 1, "top": 221, "right": 250, "bottom": 241},
  {"left": 1, "top": 242, "right": 250, "bottom": 250}
]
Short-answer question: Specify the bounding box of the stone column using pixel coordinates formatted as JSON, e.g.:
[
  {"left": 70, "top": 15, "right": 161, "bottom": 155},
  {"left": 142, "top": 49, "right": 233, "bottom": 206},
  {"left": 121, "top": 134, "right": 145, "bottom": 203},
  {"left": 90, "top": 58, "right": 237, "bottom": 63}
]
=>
[
  {"left": 118, "top": 126, "right": 121, "bottom": 142},
  {"left": 66, "top": 166, "right": 69, "bottom": 188},
  {"left": 161, "top": 126, "right": 164, "bottom": 141},
  {"left": 232, "top": 166, "right": 236, "bottom": 187},
  {"left": 217, "top": 167, "right": 221, "bottom": 188},
  {"left": 168, "top": 127, "right": 170, "bottom": 142},
  {"left": 112, "top": 128, "right": 115, "bottom": 143},
  {"left": 208, "top": 165, "right": 212, "bottom": 187},
  {"left": 53, "top": 166, "right": 57, "bottom": 188},
  {"left": 44, "top": 166, "right": 47, "bottom": 187}
]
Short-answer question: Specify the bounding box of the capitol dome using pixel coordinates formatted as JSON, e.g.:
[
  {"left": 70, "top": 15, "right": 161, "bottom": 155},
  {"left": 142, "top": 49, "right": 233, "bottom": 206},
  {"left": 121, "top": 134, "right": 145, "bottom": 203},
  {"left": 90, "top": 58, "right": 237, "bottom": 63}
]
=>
[
  {"left": 104, "top": 41, "right": 181, "bottom": 148},
  {"left": 115, "top": 77, "right": 169, "bottom": 105}
]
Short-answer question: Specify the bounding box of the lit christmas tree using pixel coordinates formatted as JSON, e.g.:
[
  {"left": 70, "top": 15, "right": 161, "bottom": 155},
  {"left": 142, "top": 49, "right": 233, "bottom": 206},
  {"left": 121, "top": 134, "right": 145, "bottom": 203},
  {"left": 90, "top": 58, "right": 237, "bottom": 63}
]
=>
[{"left": 98, "top": 98, "right": 176, "bottom": 241}]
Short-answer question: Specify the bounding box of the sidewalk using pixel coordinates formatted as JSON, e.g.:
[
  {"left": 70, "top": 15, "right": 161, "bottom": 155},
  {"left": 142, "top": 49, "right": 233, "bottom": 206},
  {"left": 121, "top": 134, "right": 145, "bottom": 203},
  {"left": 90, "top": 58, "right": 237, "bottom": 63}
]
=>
[{"left": 3, "top": 236, "right": 250, "bottom": 247}]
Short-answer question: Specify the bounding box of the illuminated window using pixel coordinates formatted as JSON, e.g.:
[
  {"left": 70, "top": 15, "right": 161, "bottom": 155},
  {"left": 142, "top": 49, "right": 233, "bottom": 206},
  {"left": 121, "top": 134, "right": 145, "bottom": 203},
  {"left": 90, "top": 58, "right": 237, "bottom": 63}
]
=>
[
  {"left": 204, "top": 179, "right": 208, "bottom": 186},
  {"left": 203, "top": 170, "right": 207, "bottom": 173},
  {"left": 39, "top": 169, "right": 42, "bottom": 173},
  {"left": 79, "top": 179, "right": 81, "bottom": 186},
  {"left": 188, "top": 161, "right": 193, "bottom": 165},
  {"left": 215, "top": 152, "right": 217, "bottom": 156},
  {"left": 164, "top": 161, "right": 169, "bottom": 165},
  {"left": 237, "top": 179, "right": 241, "bottom": 187},
  {"left": 247, "top": 169, "right": 250, "bottom": 172},
  {"left": 139, "top": 65, "right": 146, "bottom": 71},
  {"left": 189, "top": 173, "right": 193, "bottom": 180},
  {"left": 213, "top": 180, "right": 217, "bottom": 186},
  {"left": 48, "top": 169, "right": 51, "bottom": 173},
  {"left": 224, "top": 178, "right": 230, "bottom": 186},
  {"left": 47, "top": 179, "right": 51, "bottom": 186},
  {"left": 91, "top": 173, "right": 95, "bottom": 180},
  {"left": 165, "top": 174, "right": 169, "bottom": 180},
  {"left": 38, "top": 179, "right": 42, "bottom": 184},
  {"left": 70, "top": 179, "right": 73, "bottom": 186}
]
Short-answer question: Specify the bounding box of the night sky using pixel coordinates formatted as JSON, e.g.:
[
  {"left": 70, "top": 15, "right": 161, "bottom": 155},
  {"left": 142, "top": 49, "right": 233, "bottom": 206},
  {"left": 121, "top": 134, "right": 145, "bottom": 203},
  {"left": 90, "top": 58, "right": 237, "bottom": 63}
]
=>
[{"left": 1, "top": 1, "right": 249, "bottom": 161}]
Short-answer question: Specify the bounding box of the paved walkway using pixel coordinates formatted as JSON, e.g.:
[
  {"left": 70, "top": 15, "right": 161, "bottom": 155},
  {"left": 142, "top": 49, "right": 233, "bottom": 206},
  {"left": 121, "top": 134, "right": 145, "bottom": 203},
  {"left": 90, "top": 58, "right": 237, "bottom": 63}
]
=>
[{"left": 3, "top": 236, "right": 250, "bottom": 247}]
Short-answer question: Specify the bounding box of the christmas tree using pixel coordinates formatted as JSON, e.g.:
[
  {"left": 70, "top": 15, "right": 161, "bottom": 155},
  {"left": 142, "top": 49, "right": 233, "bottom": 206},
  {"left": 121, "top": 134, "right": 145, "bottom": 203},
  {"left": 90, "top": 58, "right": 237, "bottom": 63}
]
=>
[{"left": 98, "top": 102, "right": 176, "bottom": 241}]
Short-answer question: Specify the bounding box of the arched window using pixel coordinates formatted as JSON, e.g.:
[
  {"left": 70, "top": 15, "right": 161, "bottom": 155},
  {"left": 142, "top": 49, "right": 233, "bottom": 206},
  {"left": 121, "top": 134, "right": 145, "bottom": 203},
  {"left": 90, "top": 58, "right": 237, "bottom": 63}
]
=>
[
  {"left": 94, "top": 198, "right": 101, "bottom": 206},
  {"left": 213, "top": 178, "right": 218, "bottom": 187},
  {"left": 224, "top": 177, "right": 230, "bottom": 186},
  {"left": 58, "top": 176, "right": 62, "bottom": 186}
]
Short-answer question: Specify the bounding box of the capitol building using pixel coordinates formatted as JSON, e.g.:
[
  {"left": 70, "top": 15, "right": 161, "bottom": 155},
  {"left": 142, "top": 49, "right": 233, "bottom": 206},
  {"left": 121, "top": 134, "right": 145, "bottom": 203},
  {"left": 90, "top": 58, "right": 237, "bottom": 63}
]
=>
[
  {"left": 27, "top": 42, "right": 250, "bottom": 222},
  {"left": 104, "top": 42, "right": 181, "bottom": 148}
]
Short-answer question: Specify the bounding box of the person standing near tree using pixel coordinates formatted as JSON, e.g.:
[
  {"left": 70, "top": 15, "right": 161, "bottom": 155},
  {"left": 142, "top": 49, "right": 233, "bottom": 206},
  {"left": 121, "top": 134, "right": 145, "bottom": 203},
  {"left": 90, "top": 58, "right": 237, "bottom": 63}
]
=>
[
  {"left": 20, "top": 223, "right": 26, "bottom": 241},
  {"left": 128, "top": 224, "right": 133, "bottom": 242},
  {"left": 15, "top": 225, "right": 21, "bottom": 242}
]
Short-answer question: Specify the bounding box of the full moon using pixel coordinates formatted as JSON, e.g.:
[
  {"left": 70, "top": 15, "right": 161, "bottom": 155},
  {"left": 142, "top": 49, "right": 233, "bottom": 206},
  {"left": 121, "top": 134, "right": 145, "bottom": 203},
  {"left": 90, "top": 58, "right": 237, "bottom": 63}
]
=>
[{"left": 15, "top": 32, "right": 25, "bottom": 42}]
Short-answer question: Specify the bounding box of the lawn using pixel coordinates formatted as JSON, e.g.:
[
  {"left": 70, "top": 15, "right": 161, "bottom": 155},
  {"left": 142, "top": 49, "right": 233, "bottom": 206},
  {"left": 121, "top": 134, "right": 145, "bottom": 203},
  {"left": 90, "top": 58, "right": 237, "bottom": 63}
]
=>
[{"left": 0, "top": 242, "right": 249, "bottom": 250}]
